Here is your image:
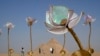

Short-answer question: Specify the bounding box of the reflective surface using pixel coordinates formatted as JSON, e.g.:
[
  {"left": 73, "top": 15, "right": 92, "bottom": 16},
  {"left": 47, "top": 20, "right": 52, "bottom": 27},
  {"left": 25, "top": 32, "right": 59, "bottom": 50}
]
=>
[
  {"left": 28, "top": 51, "right": 33, "bottom": 56},
  {"left": 51, "top": 6, "right": 68, "bottom": 24},
  {"left": 88, "top": 48, "right": 94, "bottom": 54},
  {"left": 9, "top": 49, "right": 14, "bottom": 56},
  {"left": 72, "top": 50, "right": 91, "bottom": 56},
  {"left": 60, "top": 50, "right": 66, "bottom": 56}
]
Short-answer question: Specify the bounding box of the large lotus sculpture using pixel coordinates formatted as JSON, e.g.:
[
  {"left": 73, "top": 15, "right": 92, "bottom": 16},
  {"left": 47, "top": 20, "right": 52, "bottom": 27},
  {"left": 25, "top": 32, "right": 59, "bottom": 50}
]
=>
[
  {"left": 45, "top": 6, "right": 94, "bottom": 56},
  {"left": 45, "top": 6, "right": 83, "bottom": 35}
]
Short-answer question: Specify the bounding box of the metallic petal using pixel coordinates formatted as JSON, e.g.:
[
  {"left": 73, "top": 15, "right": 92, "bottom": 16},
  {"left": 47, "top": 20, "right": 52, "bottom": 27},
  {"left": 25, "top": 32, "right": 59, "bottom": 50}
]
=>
[
  {"left": 45, "top": 22, "right": 64, "bottom": 29},
  {"left": 68, "top": 12, "right": 83, "bottom": 28},
  {"left": 5, "top": 22, "right": 14, "bottom": 29},
  {"left": 84, "top": 15, "right": 95, "bottom": 25},
  {"left": 46, "top": 11, "right": 61, "bottom": 26},
  {"left": 47, "top": 27, "right": 68, "bottom": 34}
]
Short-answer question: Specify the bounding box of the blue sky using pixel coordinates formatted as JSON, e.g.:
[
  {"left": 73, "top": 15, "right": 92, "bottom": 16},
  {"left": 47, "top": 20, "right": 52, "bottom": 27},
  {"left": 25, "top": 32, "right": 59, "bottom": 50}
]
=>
[{"left": 0, "top": 0, "right": 100, "bottom": 53}]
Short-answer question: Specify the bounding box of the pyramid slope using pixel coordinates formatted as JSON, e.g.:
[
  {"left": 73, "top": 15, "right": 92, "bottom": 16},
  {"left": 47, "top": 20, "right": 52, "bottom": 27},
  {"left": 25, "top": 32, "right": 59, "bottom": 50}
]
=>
[{"left": 33, "top": 38, "right": 69, "bottom": 56}]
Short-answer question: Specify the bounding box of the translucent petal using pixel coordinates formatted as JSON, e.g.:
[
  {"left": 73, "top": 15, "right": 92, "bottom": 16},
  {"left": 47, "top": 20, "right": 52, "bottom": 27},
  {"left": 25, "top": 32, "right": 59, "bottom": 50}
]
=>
[
  {"left": 48, "top": 27, "right": 68, "bottom": 34},
  {"left": 68, "top": 16, "right": 79, "bottom": 28},
  {"left": 46, "top": 10, "right": 64, "bottom": 27},
  {"left": 5, "top": 22, "right": 14, "bottom": 29},
  {"left": 45, "top": 22, "right": 64, "bottom": 29},
  {"left": 91, "top": 19, "right": 96, "bottom": 22},
  {"left": 68, "top": 12, "right": 83, "bottom": 28},
  {"left": 84, "top": 15, "right": 96, "bottom": 25},
  {"left": 46, "top": 11, "right": 51, "bottom": 25},
  {"left": 52, "top": 6, "right": 69, "bottom": 24},
  {"left": 70, "top": 12, "right": 78, "bottom": 20},
  {"left": 45, "top": 22, "right": 68, "bottom": 34},
  {"left": 68, "top": 10, "right": 74, "bottom": 20}
]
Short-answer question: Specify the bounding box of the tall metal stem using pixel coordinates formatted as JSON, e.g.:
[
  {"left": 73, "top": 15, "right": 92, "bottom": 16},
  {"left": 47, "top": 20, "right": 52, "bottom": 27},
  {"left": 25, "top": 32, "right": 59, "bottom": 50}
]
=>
[
  {"left": 67, "top": 27, "right": 83, "bottom": 50},
  {"left": 30, "top": 25, "right": 32, "bottom": 51},
  {"left": 88, "top": 23, "right": 91, "bottom": 49},
  {"left": 62, "top": 34, "right": 66, "bottom": 50},
  {"left": 8, "top": 28, "right": 10, "bottom": 56}
]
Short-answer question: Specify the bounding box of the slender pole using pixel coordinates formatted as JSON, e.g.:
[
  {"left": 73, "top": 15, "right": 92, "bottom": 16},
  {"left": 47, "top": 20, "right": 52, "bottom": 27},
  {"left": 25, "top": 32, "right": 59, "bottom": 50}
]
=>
[
  {"left": 88, "top": 22, "right": 94, "bottom": 54},
  {"left": 67, "top": 27, "right": 83, "bottom": 50},
  {"left": 8, "top": 28, "right": 10, "bottom": 56},
  {"left": 0, "top": 31, "right": 1, "bottom": 36},
  {"left": 88, "top": 23, "right": 91, "bottom": 49},
  {"left": 30, "top": 25, "right": 32, "bottom": 51},
  {"left": 60, "top": 34, "right": 66, "bottom": 56},
  {"left": 62, "top": 34, "right": 66, "bottom": 50}
]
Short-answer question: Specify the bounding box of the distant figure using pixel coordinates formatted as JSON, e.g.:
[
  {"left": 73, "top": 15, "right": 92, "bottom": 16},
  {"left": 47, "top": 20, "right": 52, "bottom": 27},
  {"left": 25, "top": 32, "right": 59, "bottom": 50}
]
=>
[
  {"left": 50, "top": 48, "right": 54, "bottom": 54},
  {"left": 21, "top": 47, "right": 24, "bottom": 56},
  {"left": 39, "top": 48, "right": 41, "bottom": 54}
]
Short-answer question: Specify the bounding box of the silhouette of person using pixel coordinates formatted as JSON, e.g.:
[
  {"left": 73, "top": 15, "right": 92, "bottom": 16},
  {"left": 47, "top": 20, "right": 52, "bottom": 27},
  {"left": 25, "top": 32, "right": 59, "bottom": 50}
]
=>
[
  {"left": 21, "top": 47, "right": 24, "bottom": 56},
  {"left": 50, "top": 48, "right": 54, "bottom": 54},
  {"left": 39, "top": 48, "right": 41, "bottom": 54}
]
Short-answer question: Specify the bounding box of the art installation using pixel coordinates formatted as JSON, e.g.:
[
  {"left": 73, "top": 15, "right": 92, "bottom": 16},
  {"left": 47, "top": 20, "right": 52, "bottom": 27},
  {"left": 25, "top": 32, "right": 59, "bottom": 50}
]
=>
[{"left": 0, "top": 5, "right": 95, "bottom": 56}]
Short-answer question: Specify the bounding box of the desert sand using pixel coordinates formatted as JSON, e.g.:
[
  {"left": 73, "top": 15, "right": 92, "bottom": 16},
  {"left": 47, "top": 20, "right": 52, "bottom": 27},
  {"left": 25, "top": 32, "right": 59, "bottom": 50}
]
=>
[{"left": 0, "top": 38, "right": 100, "bottom": 56}]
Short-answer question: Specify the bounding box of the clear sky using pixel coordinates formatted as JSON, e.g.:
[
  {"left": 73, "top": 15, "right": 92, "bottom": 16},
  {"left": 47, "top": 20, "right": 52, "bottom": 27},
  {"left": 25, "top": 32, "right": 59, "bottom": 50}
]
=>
[{"left": 0, "top": 0, "right": 100, "bottom": 54}]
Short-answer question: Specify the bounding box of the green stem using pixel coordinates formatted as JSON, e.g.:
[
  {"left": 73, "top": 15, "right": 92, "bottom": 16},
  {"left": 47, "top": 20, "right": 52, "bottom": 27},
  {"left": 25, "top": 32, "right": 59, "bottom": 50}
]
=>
[{"left": 67, "top": 27, "right": 83, "bottom": 50}]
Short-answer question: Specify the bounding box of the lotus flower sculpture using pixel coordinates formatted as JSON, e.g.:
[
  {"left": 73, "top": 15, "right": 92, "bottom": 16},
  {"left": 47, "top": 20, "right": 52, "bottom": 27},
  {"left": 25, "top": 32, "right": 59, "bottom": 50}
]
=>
[
  {"left": 45, "top": 6, "right": 83, "bottom": 34},
  {"left": 45, "top": 6, "right": 84, "bottom": 55},
  {"left": 26, "top": 17, "right": 37, "bottom": 56},
  {"left": 5, "top": 22, "right": 14, "bottom": 56},
  {"left": 44, "top": 6, "right": 94, "bottom": 56},
  {"left": 84, "top": 15, "right": 95, "bottom": 54}
]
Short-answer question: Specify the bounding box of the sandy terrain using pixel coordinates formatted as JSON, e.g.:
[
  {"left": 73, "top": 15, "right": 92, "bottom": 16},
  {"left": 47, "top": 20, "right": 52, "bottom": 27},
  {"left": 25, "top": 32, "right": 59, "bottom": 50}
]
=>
[{"left": 0, "top": 38, "right": 100, "bottom": 56}]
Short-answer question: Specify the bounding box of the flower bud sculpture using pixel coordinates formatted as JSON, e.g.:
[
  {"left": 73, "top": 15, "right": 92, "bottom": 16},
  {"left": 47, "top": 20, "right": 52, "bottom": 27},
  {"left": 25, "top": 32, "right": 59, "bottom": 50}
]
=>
[
  {"left": 26, "top": 17, "right": 37, "bottom": 56},
  {"left": 84, "top": 15, "right": 95, "bottom": 54},
  {"left": 5, "top": 22, "right": 14, "bottom": 56}
]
